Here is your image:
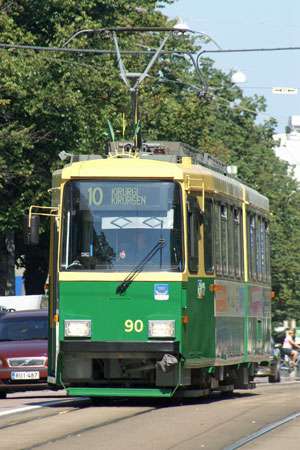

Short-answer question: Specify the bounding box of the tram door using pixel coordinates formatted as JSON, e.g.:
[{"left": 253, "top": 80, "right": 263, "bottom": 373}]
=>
[
  {"left": 183, "top": 194, "right": 210, "bottom": 357},
  {"left": 48, "top": 217, "right": 59, "bottom": 379}
]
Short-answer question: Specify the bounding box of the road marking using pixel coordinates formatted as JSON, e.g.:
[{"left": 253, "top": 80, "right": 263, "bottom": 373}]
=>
[{"left": 0, "top": 397, "right": 89, "bottom": 417}]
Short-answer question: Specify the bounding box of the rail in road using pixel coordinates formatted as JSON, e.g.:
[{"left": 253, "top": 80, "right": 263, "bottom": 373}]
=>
[
  {"left": 1, "top": 370, "right": 297, "bottom": 416},
  {"left": 1, "top": 380, "right": 300, "bottom": 449},
  {"left": 224, "top": 409, "right": 300, "bottom": 449}
]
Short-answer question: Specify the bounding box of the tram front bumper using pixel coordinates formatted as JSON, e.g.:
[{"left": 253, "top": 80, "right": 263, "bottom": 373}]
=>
[
  {"left": 58, "top": 340, "right": 181, "bottom": 397},
  {"left": 60, "top": 340, "right": 180, "bottom": 354}
]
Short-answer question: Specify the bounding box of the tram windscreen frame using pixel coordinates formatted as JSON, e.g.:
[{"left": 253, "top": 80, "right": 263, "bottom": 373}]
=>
[{"left": 60, "top": 180, "right": 183, "bottom": 272}]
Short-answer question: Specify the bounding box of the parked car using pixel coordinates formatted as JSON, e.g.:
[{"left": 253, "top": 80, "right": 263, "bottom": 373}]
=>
[
  {"left": 0, "top": 309, "right": 48, "bottom": 398},
  {"left": 256, "top": 339, "right": 281, "bottom": 383}
]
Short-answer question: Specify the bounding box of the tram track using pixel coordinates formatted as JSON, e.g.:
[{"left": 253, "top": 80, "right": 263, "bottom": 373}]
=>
[
  {"left": 1, "top": 382, "right": 300, "bottom": 449},
  {"left": 223, "top": 410, "right": 300, "bottom": 449},
  {"left": 0, "top": 395, "right": 156, "bottom": 449},
  {"left": 0, "top": 397, "right": 91, "bottom": 430}
]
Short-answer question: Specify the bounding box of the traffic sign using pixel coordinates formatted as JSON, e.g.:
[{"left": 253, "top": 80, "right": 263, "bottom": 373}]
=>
[{"left": 272, "top": 87, "right": 298, "bottom": 94}]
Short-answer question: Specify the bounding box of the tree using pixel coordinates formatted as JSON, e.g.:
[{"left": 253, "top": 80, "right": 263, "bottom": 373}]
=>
[{"left": 0, "top": 0, "right": 180, "bottom": 292}]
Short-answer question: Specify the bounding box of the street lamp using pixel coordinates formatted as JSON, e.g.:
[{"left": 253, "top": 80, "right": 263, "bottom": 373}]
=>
[{"left": 230, "top": 69, "right": 247, "bottom": 84}]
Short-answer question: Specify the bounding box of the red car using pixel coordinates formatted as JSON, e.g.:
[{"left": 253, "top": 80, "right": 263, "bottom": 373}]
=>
[{"left": 0, "top": 309, "right": 48, "bottom": 398}]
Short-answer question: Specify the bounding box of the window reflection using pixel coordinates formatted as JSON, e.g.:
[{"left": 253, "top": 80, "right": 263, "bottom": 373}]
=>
[{"left": 60, "top": 181, "right": 183, "bottom": 272}]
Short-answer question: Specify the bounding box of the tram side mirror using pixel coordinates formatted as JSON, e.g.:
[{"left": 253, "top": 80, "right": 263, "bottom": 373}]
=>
[
  {"left": 195, "top": 203, "right": 204, "bottom": 226},
  {"left": 187, "top": 197, "right": 204, "bottom": 226},
  {"left": 24, "top": 215, "right": 40, "bottom": 245}
]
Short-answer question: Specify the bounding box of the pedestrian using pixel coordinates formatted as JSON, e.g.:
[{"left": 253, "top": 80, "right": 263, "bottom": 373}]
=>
[{"left": 282, "top": 329, "right": 300, "bottom": 366}]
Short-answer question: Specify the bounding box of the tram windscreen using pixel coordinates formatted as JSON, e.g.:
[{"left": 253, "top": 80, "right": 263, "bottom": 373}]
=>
[{"left": 60, "top": 181, "right": 183, "bottom": 272}]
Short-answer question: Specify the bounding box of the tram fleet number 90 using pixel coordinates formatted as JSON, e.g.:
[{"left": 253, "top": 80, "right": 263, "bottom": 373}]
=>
[{"left": 125, "top": 319, "right": 144, "bottom": 333}]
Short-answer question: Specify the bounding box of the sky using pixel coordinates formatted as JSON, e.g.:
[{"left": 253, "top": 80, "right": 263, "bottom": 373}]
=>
[{"left": 160, "top": 0, "right": 300, "bottom": 134}]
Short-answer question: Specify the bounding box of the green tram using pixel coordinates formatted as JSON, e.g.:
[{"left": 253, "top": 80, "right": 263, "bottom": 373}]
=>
[{"left": 26, "top": 141, "right": 271, "bottom": 398}]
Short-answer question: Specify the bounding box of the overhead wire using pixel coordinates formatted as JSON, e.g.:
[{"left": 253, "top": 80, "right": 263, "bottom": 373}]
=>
[
  {"left": 0, "top": 41, "right": 290, "bottom": 130},
  {"left": 0, "top": 47, "right": 106, "bottom": 71},
  {"left": 3, "top": 42, "right": 299, "bottom": 175},
  {"left": 167, "top": 17, "right": 300, "bottom": 29}
]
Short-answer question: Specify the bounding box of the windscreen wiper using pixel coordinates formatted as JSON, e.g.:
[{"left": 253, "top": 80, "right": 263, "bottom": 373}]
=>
[
  {"left": 116, "top": 239, "right": 166, "bottom": 295},
  {"left": 67, "top": 260, "right": 82, "bottom": 269}
]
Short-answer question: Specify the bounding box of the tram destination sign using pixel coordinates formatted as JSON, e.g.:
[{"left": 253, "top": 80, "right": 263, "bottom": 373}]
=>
[{"left": 77, "top": 181, "right": 170, "bottom": 211}]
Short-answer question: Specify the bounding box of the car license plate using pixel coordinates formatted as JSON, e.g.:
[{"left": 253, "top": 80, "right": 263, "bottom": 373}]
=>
[{"left": 11, "top": 371, "right": 40, "bottom": 380}]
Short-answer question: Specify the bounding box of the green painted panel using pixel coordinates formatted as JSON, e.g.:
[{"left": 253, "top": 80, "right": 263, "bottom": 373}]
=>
[
  {"left": 181, "top": 277, "right": 216, "bottom": 364},
  {"left": 67, "top": 387, "right": 176, "bottom": 398},
  {"left": 59, "top": 281, "right": 182, "bottom": 342}
]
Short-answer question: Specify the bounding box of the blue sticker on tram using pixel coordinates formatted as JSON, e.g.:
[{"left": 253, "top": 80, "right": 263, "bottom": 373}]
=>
[{"left": 154, "top": 284, "right": 169, "bottom": 300}]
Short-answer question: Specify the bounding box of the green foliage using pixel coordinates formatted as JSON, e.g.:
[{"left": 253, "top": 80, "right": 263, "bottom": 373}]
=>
[{"left": 0, "top": 0, "right": 299, "bottom": 323}]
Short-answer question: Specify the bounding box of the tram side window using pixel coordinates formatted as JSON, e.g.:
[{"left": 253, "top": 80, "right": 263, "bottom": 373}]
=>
[
  {"left": 260, "top": 218, "right": 271, "bottom": 283},
  {"left": 233, "top": 208, "right": 242, "bottom": 278},
  {"left": 221, "top": 204, "right": 228, "bottom": 275},
  {"left": 187, "top": 196, "right": 201, "bottom": 273},
  {"left": 228, "top": 206, "right": 235, "bottom": 277},
  {"left": 256, "top": 216, "right": 262, "bottom": 281},
  {"left": 265, "top": 220, "right": 271, "bottom": 282},
  {"left": 215, "top": 202, "right": 221, "bottom": 274},
  {"left": 204, "top": 198, "right": 214, "bottom": 274},
  {"left": 61, "top": 182, "right": 78, "bottom": 268},
  {"left": 248, "top": 214, "right": 257, "bottom": 281},
  {"left": 260, "top": 219, "right": 266, "bottom": 281}
]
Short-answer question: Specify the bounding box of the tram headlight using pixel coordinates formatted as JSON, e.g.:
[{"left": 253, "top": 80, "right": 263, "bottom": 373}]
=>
[
  {"left": 64, "top": 320, "right": 91, "bottom": 338},
  {"left": 148, "top": 320, "right": 175, "bottom": 338}
]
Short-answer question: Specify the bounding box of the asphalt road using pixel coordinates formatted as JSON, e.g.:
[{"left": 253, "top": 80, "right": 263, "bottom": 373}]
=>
[
  {"left": 1, "top": 375, "right": 300, "bottom": 450},
  {"left": 0, "top": 390, "right": 70, "bottom": 416}
]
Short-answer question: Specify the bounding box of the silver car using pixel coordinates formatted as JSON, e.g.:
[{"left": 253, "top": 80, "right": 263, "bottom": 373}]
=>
[{"left": 256, "top": 339, "right": 281, "bottom": 383}]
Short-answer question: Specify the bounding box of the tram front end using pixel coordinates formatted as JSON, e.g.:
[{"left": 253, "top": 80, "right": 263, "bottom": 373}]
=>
[{"left": 49, "top": 162, "right": 188, "bottom": 398}]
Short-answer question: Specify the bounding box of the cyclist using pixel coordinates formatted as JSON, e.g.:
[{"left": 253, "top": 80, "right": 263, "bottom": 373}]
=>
[{"left": 282, "top": 330, "right": 300, "bottom": 367}]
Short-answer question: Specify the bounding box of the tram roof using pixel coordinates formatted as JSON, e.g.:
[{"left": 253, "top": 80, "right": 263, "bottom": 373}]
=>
[{"left": 55, "top": 142, "right": 269, "bottom": 212}]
